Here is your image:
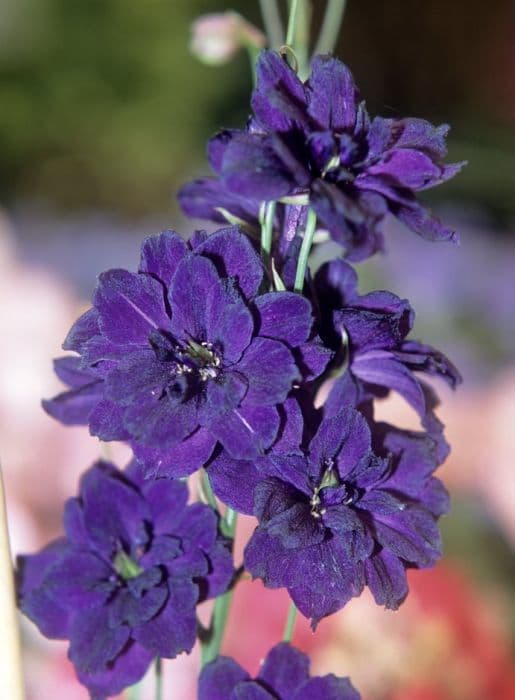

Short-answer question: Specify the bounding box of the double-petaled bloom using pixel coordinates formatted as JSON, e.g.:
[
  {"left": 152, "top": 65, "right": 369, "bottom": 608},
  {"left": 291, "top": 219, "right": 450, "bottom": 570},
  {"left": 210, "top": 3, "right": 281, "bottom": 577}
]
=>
[
  {"left": 43, "top": 227, "right": 329, "bottom": 476},
  {"left": 180, "top": 51, "right": 464, "bottom": 261},
  {"left": 17, "top": 461, "right": 234, "bottom": 699},
  {"left": 209, "top": 406, "right": 449, "bottom": 626}
]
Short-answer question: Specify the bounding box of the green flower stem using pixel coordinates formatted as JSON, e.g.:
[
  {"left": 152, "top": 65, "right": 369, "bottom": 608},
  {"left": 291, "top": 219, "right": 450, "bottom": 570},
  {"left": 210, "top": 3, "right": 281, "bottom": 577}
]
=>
[
  {"left": 260, "top": 200, "right": 276, "bottom": 268},
  {"left": 155, "top": 657, "right": 162, "bottom": 700},
  {"left": 127, "top": 682, "right": 141, "bottom": 700},
  {"left": 200, "top": 508, "right": 238, "bottom": 667},
  {"left": 294, "top": 208, "right": 317, "bottom": 292},
  {"left": 199, "top": 468, "right": 218, "bottom": 512},
  {"left": 283, "top": 601, "right": 298, "bottom": 642},
  {"left": 314, "top": 0, "right": 348, "bottom": 55},
  {"left": 259, "top": 0, "right": 284, "bottom": 49},
  {"left": 285, "top": 0, "right": 300, "bottom": 47}
]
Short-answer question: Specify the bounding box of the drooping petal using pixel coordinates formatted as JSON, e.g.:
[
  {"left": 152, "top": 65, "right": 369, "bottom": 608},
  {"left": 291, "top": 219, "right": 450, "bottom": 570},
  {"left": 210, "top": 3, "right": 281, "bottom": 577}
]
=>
[
  {"left": 207, "top": 449, "right": 263, "bottom": 515},
  {"left": 365, "top": 548, "right": 409, "bottom": 610}
]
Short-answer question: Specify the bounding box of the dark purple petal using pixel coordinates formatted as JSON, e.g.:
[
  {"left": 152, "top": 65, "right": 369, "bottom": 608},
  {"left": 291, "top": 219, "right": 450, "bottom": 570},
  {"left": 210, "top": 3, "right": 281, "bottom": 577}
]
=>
[
  {"left": 133, "top": 428, "right": 217, "bottom": 479},
  {"left": 207, "top": 450, "right": 262, "bottom": 515},
  {"left": 314, "top": 259, "right": 359, "bottom": 307},
  {"left": 351, "top": 351, "right": 426, "bottom": 417},
  {"left": 390, "top": 118, "right": 450, "bottom": 159},
  {"left": 367, "top": 149, "right": 442, "bottom": 189},
  {"left": 208, "top": 129, "right": 239, "bottom": 172},
  {"left": 209, "top": 402, "right": 280, "bottom": 459},
  {"left": 76, "top": 641, "right": 153, "bottom": 700},
  {"left": 88, "top": 399, "right": 130, "bottom": 441},
  {"left": 221, "top": 134, "right": 296, "bottom": 200},
  {"left": 139, "top": 230, "right": 188, "bottom": 286},
  {"left": 394, "top": 200, "right": 459, "bottom": 243},
  {"left": 69, "top": 605, "right": 131, "bottom": 674},
  {"left": 132, "top": 578, "right": 198, "bottom": 658},
  {"left": 17, "top": 539, "right": 72, "bottom": 639},
  {"left": 237, "top": 337, "right": 299, "bottom": 405},
  {"left": 252, "top": 50, "right": 307, "bottom": 132},
  {"left": 62, "top": 308, "right": 100, "bottom": 353},
  {"left": 43, "top": 550, "right": 114, "bottom": 609},
  {"left": 265, "top": 502, "right": 325, "bottom": 549},
  {"left": 140, "top": 478, "right": 188, "bottom": 535},
  {"left": 295, "top": 675, "right": 361, "bottom": 700},
  {"left": 307, "top": 55, "right": 358, "bottom": 131},
  {"left": 204, "top": 539, "right": 235, "bottom": 599},
  {"left": 259, "top": 642, "right": 309, "bottom": 696},
  {"left": 310, "top": 409, "right": 371, "bottom": 481},
  {"left": 254, "top": 292, "right": 312, "bottom": 347},
  {"left": 419, "top": 477, "right": 450, "bottom": 518},
  {"left": 373, "top": 506, "right": 442, "bottom": 567},
  {"left": 94, "top": 269, "right": 170, "bottom": 345},
  {"left": 199, "top": 657, "right": 249, "bottom": 700},
  {"left": 195, "top": 226, "right": 264, "bottom": 299},
  {"left": 364, "top": 549, "right": 408, "bottom": 610},
  {"left": 178, "top": 177, "right": 260, "bottom": 225},
  {"left": 42, "top": 382, "right": 102, "bottom": 426},
  {"left": 272, "top": 398, "right": 304, "bottom": 455}
]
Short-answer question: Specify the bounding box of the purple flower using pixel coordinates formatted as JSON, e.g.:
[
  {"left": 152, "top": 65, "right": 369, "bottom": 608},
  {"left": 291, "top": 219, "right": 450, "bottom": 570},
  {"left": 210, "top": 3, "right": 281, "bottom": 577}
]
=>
[
  {"left": 180, "top": 51, "right": 464, "bottom": 261},
  {"left": 43, "top": 227, "right": 324, "bottom": 475},
  {"left": 314, "top": 258, "right": 460, "bottom": 440},
  {"left": 237, "top": 407, "right": 449, "bottom": 625},
  {"left": 199, "top": 642, "right": 360, "bottom": 699},
  {"left": 17, "top": 461, "right": 234, "bottom": 699}
]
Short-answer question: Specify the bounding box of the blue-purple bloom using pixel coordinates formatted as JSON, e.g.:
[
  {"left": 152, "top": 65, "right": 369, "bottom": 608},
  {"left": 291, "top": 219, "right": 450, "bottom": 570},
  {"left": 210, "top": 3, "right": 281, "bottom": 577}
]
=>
[
  {"left": 17, "top": 461, "right": 234, "bottom": 699},
  {"left": 211, "top": 406, "right": 449, "bottom": 626},
  {"left": 314, "top": 258, "right": 461, "bottom": 436},
  {"left": 199, "top": 642, "right": 360, "bottom": 699},
  {"left": 43, "top": 227, "right": 326, "bottom": 475},
  {"left": 180, "top": 51, "right": 464, "bottom": 261}
]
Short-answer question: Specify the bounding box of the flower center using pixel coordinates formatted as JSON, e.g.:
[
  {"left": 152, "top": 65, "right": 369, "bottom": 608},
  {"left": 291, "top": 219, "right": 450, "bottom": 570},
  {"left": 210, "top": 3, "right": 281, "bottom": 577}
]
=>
[
  {"left": 113, "top": 549, "right": 144, "bottom": 581},
  {"left": 310, "top": 459, "right": 360, "bottom": 518}
]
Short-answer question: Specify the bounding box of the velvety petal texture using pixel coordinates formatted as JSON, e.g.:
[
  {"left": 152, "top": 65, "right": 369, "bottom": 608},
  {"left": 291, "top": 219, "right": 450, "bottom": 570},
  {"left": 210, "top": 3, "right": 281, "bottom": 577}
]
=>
[
  {"left": 179, "top": 49, "right": 464, "bottom": 261},
  {"left": 242, "top": 408, "right": 449, "bottom": 625},
  {"left": 17, "top": 461, "right": 234, "bottom": 699},
  {"left": 44, "top": 226, "right": 318, "bottom": 468},
  {"left": 198, "top": 642, "right": 360, "bottom": 699}
]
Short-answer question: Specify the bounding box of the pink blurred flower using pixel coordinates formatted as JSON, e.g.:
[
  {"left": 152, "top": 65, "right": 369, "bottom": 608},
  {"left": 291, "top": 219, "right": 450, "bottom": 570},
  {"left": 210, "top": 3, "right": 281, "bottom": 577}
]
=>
[{"left": 190, "top": 12, "right": 266, "bottom": 65}]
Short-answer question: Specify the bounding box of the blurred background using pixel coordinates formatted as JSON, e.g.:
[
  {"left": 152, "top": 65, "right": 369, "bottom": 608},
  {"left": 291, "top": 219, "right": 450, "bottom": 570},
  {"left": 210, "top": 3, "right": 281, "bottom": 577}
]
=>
[{"left": 0, "top": 1, "right": 513, "bottom": 698}]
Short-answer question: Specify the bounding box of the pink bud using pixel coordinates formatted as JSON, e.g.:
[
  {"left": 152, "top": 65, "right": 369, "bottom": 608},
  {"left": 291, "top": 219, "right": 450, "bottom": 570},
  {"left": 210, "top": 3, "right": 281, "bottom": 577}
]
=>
[{"left": 190, "top": 11, "right": 266, "bottom": 65}]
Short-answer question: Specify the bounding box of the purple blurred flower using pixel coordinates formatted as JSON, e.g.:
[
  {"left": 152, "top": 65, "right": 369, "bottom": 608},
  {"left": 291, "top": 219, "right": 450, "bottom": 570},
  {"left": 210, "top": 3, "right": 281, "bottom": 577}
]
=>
[
  {"left": 199, "top": 642, "right": 360, "bottom": 699},
  {"left": 43, "top": 227, "right": 324, "bottom": 474},
  {"left": 314, "top": 258, "right": 461, "bottom": 437},
  {"left": 236, "top": 407, "right": 449, "bottom": 626},
  {"left": 180, "top": 51, "right": 464, "bottom": 261},
  {"left": 17, "top": 461, "right": 234, "bottom": 699}
]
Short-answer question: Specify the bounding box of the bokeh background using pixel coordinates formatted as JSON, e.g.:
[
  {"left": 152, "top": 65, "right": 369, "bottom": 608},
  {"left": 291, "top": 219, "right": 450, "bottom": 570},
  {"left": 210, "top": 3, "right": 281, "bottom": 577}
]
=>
[{"left": 1, "top": 1, "right": 514, "bottom": 698}]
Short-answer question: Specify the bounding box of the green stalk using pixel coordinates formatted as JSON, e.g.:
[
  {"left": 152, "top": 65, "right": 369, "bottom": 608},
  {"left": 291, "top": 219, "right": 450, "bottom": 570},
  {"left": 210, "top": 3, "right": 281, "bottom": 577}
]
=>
[
  {"left": 259, "top": 0, "right": 284, "bottom": 48},
  {"left": 155, "top": 657, "right": 162, "bottom": 700},
  {"left": 200, "top": 508, "right": 238, "bottom": 666},
  {"left": 314, "top": 0, "right": 348, "bottom": 55},
  {"left": 294, "top": 208, "right": 317, "bottom": 292},
  {"left": 285, "top": 0, "right": 301, "bottom": 47},
  {"left": 283, "top": 601, "right": 298, "bottom": 642},
  {"left": 260, "top": 200, "right": 276, "bottom": 268}
]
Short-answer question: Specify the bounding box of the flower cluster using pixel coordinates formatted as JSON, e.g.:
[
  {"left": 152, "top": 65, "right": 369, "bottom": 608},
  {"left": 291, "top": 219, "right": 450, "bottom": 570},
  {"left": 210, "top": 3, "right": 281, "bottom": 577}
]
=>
[
  {"left": 180, "top": 51, "right": 464, "bottom": 262},
  {"left": 18, "top": 44, "right": 463, "bottom": 700}
]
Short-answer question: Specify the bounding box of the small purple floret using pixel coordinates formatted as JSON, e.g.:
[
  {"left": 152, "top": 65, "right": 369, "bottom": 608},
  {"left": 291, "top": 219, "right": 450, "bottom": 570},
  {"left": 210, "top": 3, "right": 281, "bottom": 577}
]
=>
[
  {"left": 198, "top": 642, "right": 360, "bottom": 699},
  {"left": 17, "top": 461, "right": 234, "bottom": 699}
]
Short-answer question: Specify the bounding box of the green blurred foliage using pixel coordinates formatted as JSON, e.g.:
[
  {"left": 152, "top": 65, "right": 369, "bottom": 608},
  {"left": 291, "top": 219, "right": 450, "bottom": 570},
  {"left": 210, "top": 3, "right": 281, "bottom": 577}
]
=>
[{"left": 0, "top": 0, "right": 256, "bottom": 215}]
